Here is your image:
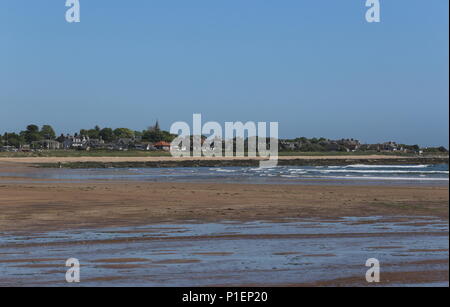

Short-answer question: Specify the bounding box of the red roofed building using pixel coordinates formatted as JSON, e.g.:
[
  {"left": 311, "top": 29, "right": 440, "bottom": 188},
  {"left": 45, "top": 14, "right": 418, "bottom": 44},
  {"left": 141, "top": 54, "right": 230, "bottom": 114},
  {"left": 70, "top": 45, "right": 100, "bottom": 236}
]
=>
[{"left": 153, "top": 141, "right": 171, "bottom": 151}]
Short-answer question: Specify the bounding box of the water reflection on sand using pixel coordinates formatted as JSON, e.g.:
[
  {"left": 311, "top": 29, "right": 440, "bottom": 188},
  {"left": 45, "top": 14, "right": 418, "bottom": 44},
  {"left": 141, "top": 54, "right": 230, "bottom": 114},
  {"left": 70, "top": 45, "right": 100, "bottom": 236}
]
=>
[{"left": 0, "top": 216, "right": 448, "bottom": 286}]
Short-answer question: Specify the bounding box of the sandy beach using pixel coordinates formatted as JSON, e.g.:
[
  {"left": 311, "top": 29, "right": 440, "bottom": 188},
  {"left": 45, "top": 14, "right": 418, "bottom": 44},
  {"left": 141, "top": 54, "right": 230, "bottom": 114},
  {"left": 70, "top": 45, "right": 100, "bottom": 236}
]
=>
[
  {"left": 0, "top": 180, "right": 448, "bottom": 233},
  {"left": 0, "top": 159, "right": 448, "bottom": 286}
]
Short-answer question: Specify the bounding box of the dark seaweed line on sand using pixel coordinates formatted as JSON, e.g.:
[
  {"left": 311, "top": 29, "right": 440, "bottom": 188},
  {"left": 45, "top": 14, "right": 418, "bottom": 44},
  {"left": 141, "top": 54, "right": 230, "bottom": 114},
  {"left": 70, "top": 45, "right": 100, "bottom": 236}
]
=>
[{"left": 34, "top": 157, "right": 449, "bottom": 169}]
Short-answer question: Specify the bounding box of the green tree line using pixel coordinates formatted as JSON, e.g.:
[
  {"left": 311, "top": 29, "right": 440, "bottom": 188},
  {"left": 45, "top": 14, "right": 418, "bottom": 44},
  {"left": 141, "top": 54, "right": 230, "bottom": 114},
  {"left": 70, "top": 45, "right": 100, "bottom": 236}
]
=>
[{"left": 1, "top": 123, "right": 176, "bottom": 147}]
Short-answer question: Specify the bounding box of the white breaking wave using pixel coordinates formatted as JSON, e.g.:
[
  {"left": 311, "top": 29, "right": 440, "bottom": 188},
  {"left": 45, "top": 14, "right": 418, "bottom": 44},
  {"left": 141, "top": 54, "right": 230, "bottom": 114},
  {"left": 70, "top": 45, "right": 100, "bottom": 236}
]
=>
[
  {"left": 343, "top": 164, "right": 429, "bottom": 169},
  {"left": 223, "top": 165, "right": 448, "bottom": 182},
  {"left": 316, "top": 170, "right": 448, "bottom": 174},
  {"left": 213, "top": 168, "right": 237, "bottom": 173},
  {"left": 319, "top": 176, "right": 449, "bottom": 181}
]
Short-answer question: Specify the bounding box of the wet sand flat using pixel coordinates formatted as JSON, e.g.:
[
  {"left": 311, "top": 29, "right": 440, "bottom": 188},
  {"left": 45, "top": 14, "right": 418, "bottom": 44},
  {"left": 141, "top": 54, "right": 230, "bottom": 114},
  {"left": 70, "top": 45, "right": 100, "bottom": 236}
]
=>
[
  {"left": 0, "top": 218, "right": 448, "bottom": 286},
  {"left": 0, "top": 180, "right": 448, "bottom": 233}
]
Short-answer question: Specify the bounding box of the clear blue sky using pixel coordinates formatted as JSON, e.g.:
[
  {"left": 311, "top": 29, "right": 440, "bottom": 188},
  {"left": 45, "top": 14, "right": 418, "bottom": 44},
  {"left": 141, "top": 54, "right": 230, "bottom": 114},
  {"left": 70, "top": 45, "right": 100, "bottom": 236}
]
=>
[{"left": 1, "top": 1, "right": 448, "bottom": 146}]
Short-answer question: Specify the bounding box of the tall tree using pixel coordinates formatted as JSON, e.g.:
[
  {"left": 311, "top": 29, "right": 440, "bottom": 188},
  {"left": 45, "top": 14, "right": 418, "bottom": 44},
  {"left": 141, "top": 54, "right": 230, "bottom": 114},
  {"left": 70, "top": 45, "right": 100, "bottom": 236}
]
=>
[
  {"left": 87, "top": 129, "right": 100, "bottom": 139},
  {"left": 99, "top": 128, "right": 114, "bottom": 142},
  {"left": 26, "top": 124, "right": 39, "bottom": 133},
  {"left": 41, "top": 125, "right": 56, "bottom": 140},
  {"left": 142, "top": 129, "right": 163, "bottom": 142},
  {"left": 113, "top": 128, "right": 134, "bottom": 139},
  {"left": 22, "top": 124, "right": 42, "bottom": 143},
  {"left": 80, "top": 129, "right": 88, "bottom": 137},
  {"left": 2, "top": 133, "right": 24, "bottom": 147},
  {"left": 56, "top": 134, "right": 66, "bottom": 143}
]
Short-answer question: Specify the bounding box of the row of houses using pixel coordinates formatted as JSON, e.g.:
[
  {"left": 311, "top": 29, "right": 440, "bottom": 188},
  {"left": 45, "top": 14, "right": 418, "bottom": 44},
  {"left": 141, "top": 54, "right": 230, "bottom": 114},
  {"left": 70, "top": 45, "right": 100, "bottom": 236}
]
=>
[
  {"left": 1, "top": 135, "right": 438, "bottom": 154},
  {"left": 279, "top": 139, "right": 420, "bottom": 153},
  {"left": 0, "top": 135, "right": 172, "bottom": 152},
  {"left": 279, "top": 138, "right": 361, "bottom": 152},
  {"left": 59, "top": 135, "right": 172, "bottom": 151}
]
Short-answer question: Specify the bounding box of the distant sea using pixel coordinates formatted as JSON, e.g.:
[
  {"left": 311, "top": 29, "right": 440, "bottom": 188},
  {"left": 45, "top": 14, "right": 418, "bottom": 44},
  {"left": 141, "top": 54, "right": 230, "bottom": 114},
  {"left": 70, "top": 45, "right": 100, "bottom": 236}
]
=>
[{"left": 4, "top": 164, "right": 449, "bottom": 186}]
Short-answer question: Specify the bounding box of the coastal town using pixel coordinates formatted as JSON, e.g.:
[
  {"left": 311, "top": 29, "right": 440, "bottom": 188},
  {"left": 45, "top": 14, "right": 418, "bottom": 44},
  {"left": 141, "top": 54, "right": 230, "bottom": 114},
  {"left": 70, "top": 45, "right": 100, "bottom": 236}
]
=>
[{"left": 1, "top": 123, "right": 448, "bottom": 155}]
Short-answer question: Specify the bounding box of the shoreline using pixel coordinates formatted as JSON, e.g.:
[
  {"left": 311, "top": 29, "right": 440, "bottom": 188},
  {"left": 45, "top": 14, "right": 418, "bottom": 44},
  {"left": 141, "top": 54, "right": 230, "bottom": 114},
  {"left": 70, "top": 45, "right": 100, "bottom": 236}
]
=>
[{"left": 0, "top": 155, "right": 448, "bottom": 169}]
